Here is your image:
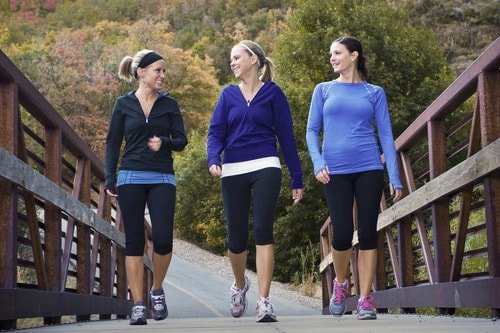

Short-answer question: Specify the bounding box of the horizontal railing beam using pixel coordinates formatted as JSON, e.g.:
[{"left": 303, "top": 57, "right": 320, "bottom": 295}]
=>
[
  {"left": 0, "top": 288, "right": 131, "bottom": 320},
  {"left": 337, "top": 277, "right": 500, "bottom": 313}
]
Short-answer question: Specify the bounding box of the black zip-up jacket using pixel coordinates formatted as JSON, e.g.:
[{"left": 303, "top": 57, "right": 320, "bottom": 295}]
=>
[{"left": 104, "top": 90, "right": 188, "bottom": 190}]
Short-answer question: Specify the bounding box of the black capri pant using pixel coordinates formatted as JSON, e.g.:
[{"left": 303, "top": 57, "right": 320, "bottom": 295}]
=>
[
  {"left": 221, "top": 167, "right": 282, "bottom": 254},
  {"left": 323, "top": 170, "right": 384, "bottom": 251},
  {"left": 117, "top": 183, "right": 176, "bottom": 256}
]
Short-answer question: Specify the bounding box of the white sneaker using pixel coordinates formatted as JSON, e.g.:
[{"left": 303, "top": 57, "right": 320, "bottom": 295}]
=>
[
  {"left": 150, "top": 288, "right": 168, "bottom": 320},
  {"left": 230, "top": 275, "right": 250, "bottom": 317},
  {"left": 129, "top": 302, "right": 147, "bottom": 325},
  {"left": 255, "top": 297, "right": 277, "bottom": 322}
]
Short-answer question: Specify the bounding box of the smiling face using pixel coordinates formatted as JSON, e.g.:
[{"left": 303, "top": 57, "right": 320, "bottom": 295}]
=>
[
  {"left": 137, "top": 59, "right": 166, "bottom": 90},
  {"left": 230, "top": 45, "right": 256, "bottom": 80},
  {"left": 329, "top": 41, "right": 358, "bottom": 75}
]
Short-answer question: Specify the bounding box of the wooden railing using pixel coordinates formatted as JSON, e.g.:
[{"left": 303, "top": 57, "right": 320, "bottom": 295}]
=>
[
  {"left": 0, "top": 49, "right": 154, "bottom": 330},
  {"left": 319, "top": 38, "right": 499, "bottom": 317}
]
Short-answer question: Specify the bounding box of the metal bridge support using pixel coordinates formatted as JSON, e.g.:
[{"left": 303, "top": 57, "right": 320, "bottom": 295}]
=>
[
  {"left": 478, "top": 71, "right": 500, "bottom": 318},
  {"left": 43, "top": 126, "right": 63, "bottom": 325},
  {"left": 428, "top": 119, "right": 453, "bottom": 315},
  {"left": 76, "top": 158, "right": 92, "bottom": 322},
  {"left": 0, "top": 80, "right": 19, "bottom": 330}
]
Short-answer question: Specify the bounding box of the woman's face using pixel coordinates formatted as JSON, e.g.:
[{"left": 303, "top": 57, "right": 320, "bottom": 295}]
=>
[
  {"left": 329, "top": 42, "right": 357, "bottom": 75},
  {"left": 229, "top": 45, "right": 256, "bottom": 80},
  {"left": 138, "top": 59, "right": 166, "bottom": 90}
]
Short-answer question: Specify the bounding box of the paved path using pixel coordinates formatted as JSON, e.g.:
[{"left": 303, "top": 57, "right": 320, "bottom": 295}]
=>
[{"left": 161, "top": 254, "right": 318, "bottom": 318}]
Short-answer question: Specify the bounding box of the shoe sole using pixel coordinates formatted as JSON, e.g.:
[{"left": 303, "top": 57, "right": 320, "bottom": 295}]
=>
[
  {"left": 357, "top": 313, "right": 377, "bottom": 320},
  {"left": 230, "top": 298, "right": 248, "bottom": 318},
  {"left": 329, "top": 305, "right": 345, "bottom": 317},
  {"left": 151, "top": 308, "right": 168, "bottom": 321},
  {"left": 129, "top": 319, "right": 147, "bottom": 325},
  {"left": 152, "top": 314, "right": 167, "bottom": 321},
  {"left": 257, "top": 314, "right": 277, "bottom": 322},
  {"left": 329, "top": 310, "right": 345, "bottom": 317}
]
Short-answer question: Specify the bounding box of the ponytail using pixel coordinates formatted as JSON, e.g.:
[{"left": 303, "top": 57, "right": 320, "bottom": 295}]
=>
[
  {"left": 357, "top": 54, "right": 368, "bottom": 80},
  {"left": 260, "top": 56, "right": 275, "bottom": 82},
  {"left": 118, "top": 56, "right": 134, "bottom": 81}
]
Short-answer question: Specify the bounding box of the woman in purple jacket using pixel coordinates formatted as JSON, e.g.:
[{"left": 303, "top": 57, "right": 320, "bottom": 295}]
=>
[{"left": 207, "top": 40, "right": 304, "bottom": 322}]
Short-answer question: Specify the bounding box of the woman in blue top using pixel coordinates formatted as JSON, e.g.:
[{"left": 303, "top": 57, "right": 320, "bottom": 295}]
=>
[
  {"left": 306, "top": 36, "right": 403, "bottom": 320},
  {"left": 207, "top": 40, "right": 304, "bottom": 322},
  {"left": 105, "top": 49, "right": 187, "bottom": 325}
]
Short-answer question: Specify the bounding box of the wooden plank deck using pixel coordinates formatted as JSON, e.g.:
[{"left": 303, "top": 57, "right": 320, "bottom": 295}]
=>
[{"left": 19, "top": 314, "right": 498, "bottom": 333}]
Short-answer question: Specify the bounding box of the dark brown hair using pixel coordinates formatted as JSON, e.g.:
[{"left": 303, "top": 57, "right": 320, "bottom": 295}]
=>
[{"left": 334, "top": 36, "right": 368, "bottom": 80}]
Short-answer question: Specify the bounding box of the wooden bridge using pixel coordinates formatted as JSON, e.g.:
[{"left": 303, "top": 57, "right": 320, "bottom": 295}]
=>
[{"left": 0, "top": 38, "right": 499, "bottom": 331}]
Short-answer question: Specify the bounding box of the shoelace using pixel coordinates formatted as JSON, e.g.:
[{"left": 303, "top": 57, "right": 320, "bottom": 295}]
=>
[
  {"left": 358, "top": 297, "right": 374, "bottom": 311},
  {"left": 151, "top": 294, "right": 165, "bottom": 309},
  {"left": 231, "top": 287, "right": 244, "bottom": 304},
  {"left": 257, "top": 298, "right": 274, "bottom": 313},
  {"left": 132, "top": 306, "right": 146, "bottom": 318},
  {"left": 333, "top": 282, "right": 347, "bottom": 305}
]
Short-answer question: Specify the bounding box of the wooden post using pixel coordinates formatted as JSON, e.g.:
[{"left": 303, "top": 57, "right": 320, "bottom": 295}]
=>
[
  {"left": 398, "top": 216, "right": 416, "bottom": 313},
  {"left": 44, "top": 126, "right": 62, "bottom": 325},
  {"left": 97, "top": 183, "right": 112, "bottom": 320},
  {"left": 76, "top": 158, "right": 91, "bottom": 322},
  {"left": 428, "top": 119, "right": 452, "bottom": 315},
  {"left": 374, "top": 235, "right": 387, "bottom": 313},
  {"left": 114, "top": 206, "right": 130, "bottom": 318},
  {"left": 396, "top": 150, "right": 416, "bottom": 313},
  {"left": 0, "top": 79, "right": 19, "bottom": 331},
  {"left": 478, "top": 71, "right": 500, "bottom": 318}
]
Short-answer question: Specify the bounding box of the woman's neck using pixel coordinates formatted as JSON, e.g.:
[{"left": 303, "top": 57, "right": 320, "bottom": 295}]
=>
[
  {"left": 336, "top": 69, "right": 363, "bottom": 83},
  {"left": 239, "top": 76, "right": 263, "bottom": 91},
  {"left": 239, "top": 77, "right": 264, "bottom": 104},
  {"left": 135, "top": 86, "right": 157, "bottom": 101},
  {"left": 135, "top": 86, "right": 158, "bottom": 116}
]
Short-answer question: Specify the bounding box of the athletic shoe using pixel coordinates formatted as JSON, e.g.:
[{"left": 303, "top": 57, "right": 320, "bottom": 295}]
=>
[
  {"left": 329, "top": 278, "right": 349, "bottom": 316},
  {"left": 150, "top": 288, "right": 168, "bottom": 320},
  {"left": 129, "top": 302, "right": 148, "bottom": 325},
  {"left": 255, "top": 296, "right": 277, "bottom": 322},
  {"left": 357, "top": 295, "right": 377, "bottom": 320},
  {"left": 230, "top": 275, "right": 250, "bottom": 317}
]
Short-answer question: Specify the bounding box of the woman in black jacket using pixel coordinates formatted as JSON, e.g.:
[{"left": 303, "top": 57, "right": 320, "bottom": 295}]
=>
[{"left": 104, "top": 49, "right": 187, "bottom": 325}]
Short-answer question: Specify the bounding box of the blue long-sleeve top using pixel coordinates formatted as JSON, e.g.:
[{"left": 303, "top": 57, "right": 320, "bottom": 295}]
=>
[
  {"left": 207, "top": 81, "right": 303, "bottom": 189},
  {"left": 306, "top": 81, "right": 402, "bottom": 189}
]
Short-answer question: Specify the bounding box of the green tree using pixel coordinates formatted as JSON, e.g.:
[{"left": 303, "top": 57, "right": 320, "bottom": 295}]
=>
[
  {"left": 163, "top": 0, "right": 294, "bottom": 83},
  {"left": 174, "top": 131, "right": 226, "bottom": 253}
]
